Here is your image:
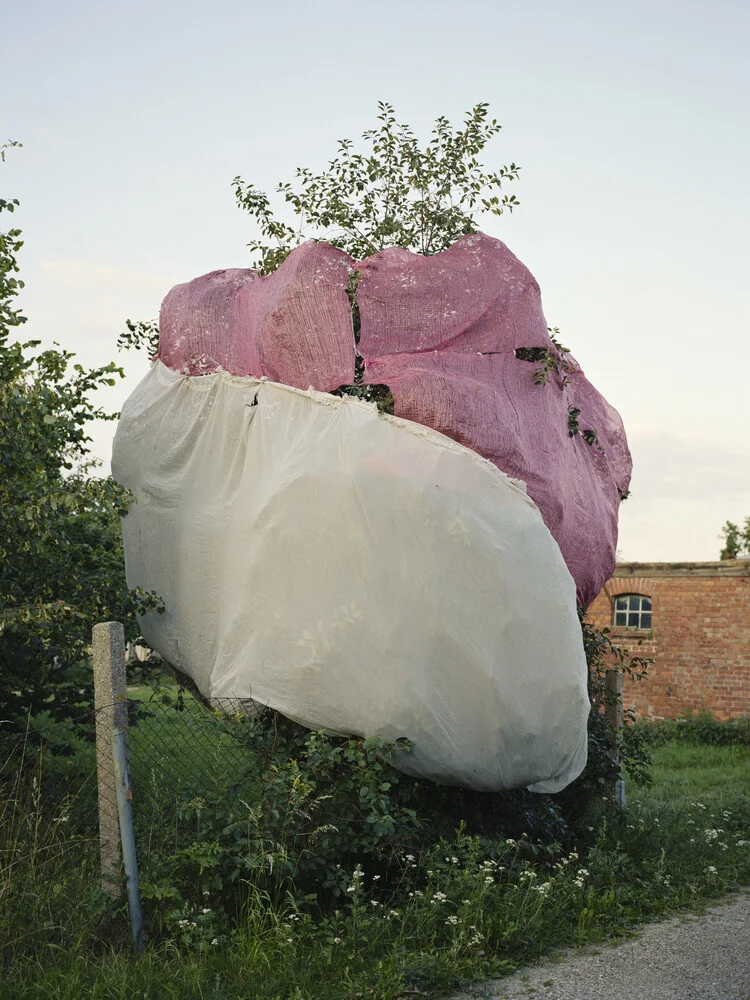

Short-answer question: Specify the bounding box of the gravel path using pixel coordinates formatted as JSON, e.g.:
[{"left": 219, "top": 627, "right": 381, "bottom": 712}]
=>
[{"left": 454, "top": 892, "right": 750, "bottom": 1000}]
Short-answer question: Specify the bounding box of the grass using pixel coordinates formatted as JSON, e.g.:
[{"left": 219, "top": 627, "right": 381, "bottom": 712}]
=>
[
  {"left": 639, "top": 741, "right": 750, "bottom": 803},
  {"left": 1, "top": 724, "right": 748, "bottom": 1000}
]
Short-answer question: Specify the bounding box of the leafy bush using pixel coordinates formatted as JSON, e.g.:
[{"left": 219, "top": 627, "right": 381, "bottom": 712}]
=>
[
  {"left": 134, "top": 710, "right": 424, "bottom": 936},
  {"left": 550, "top": 616, "right": 652, "bottom": 829},
  {"left": 0, "top": 143, "right": 165, "bottom": 730},
  {"left": 134, "top": 612, "right": 654, "bottom": 941},
  {"left": 636, "top": 709, "right": 750, "bottom": 749}
]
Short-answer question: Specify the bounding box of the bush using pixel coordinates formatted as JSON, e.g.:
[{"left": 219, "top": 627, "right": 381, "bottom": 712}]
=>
[
  {"left": 636, "top": 709, "right": 750, "bottom": 749},
  {"left": 135, "top": 612, "right": 654, "bottom": 942}
]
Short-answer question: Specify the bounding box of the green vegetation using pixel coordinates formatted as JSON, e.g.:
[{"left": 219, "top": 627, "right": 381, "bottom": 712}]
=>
[
  {"left": 0, "top": 144, "right": 163, "bottom": 729},
  {"left": 1, "top": 712, "right": 748, "bottom": 1000},
  {"left": 233, "top": 101, "right": 520, "bottom": 274},
  {"left": 720, "top": 516, "right": 750, "bottom": 560}
]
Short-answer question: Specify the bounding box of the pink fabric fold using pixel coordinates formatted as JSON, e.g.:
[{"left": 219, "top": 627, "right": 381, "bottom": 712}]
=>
[{"left": 158, "top": 241, "right": 356, "bottom": 391}]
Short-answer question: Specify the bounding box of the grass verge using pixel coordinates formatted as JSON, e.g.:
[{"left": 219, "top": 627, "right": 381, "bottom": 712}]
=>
[{"left": 1, "top": 735, "right": 748, "bottom": 1000}]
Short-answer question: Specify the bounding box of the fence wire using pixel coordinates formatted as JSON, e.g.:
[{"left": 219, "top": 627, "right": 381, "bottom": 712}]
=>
[{"left": 0, "top": 694, "right": 261, "bottom": 871}]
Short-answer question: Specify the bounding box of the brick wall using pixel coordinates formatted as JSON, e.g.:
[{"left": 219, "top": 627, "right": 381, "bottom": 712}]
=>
[{"left": 587, "top": 561, "right": 750, "bottom": 721}]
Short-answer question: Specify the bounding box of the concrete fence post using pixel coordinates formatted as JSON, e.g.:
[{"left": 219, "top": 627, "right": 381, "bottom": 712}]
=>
[{"left": 92, "top": 621, "right": 128, "bottom": 896}]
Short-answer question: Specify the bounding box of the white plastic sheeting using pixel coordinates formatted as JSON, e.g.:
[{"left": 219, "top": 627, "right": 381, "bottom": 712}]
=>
[{"left": 113, "top": 362, "right": 590, "bottom": 793}]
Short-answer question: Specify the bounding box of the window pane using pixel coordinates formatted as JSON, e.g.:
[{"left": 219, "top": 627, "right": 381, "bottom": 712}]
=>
[
  {"left": 615, "top": 612, "right": 627, "bottom": 626},
  {"left": 628, "top": 612, "right": 639, "bottom": 627},
  {"left": 629, "top": 596, "right": 640, "bottom": 610},
  {"left": 641, "top": 613, "right": 652, "bottom": 630},
  {"left": 616, "top": 597, "right": 627, "bottom": 611},
  {"left": 642, "top": 597, "right": 652, "bottom": 611}
]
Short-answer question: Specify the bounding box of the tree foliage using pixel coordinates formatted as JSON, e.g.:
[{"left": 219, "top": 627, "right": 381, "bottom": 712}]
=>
[
  {"left": 232, "top": 101, "right": 520, "bottom": 274},
  {"left": 116, "top": 318, "right": 160, "bottom": 358},
  {"left": 0, "top": 144, "right": 161, "bottom": 727},
  {"left": 720, "top": 517, "right": 750, "bottom": 560},
  {"left": 120, "top": 102, "right": 520, "bottom": 359}
]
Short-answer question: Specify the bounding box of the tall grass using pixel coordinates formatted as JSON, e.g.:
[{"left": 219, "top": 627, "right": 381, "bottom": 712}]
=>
[
  {"left": 0, "top": 733, "right": 106, "bottom": 971},
  {"left": 1, "top": 725, "right": 748, "bottom": 1000}
]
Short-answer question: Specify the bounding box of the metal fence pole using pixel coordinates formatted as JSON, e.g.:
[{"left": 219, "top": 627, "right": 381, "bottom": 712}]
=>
[
  {"left": 605, "top": 668, "right": 625, "bottom": 808},
  {"left": 112, "top": 727, "right": 144, "bottom": 953},
  {"left": 92, "top": 622, "right": 128, "bottom": 896}
]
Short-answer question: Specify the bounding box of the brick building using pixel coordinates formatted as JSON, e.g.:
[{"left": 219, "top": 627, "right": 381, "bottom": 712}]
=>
[{"left": 587, "top": 561, "right": 750, "bottom": 721}]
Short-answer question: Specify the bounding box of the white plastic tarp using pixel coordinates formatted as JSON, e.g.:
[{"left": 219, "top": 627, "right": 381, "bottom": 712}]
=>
[{"left": 113, "top": 361, "right": 590, "bottom": 793}]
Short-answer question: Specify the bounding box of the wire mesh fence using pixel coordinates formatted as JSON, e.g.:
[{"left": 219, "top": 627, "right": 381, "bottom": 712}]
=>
[{"left": 0, "top": 694, "right": 262, "bottom": 882}]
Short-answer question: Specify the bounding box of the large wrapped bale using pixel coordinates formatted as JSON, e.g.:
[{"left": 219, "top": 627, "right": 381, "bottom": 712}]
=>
[{"left": 113, "top": 363, "right": 589, "bottom": 792}]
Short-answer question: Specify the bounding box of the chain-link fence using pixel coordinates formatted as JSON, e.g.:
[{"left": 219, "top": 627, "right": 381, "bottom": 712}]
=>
[{"left": 0, "top": 693, "right": 261, "bottom": 891}]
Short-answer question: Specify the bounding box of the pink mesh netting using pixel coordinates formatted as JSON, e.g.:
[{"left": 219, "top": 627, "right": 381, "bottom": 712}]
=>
[
  {"left": 357, "top": 234, "right": 631, "bottom": 606},
  {"left": 157, "top": 233, "right": 630, "bottom": 606},
  {"left": 158, "top": 241, "right": 355, "bottom": 390}
]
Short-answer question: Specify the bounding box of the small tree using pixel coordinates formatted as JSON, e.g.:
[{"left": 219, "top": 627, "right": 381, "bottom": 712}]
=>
[
  {"left": 232, "top": 101, "right": 520, "bottom": 273},
  {"left": 120, "top": 102, "right": 520, "bottom": 360},
  {"left": 720, "top": 518, "right": 750, "bottom": 560}
]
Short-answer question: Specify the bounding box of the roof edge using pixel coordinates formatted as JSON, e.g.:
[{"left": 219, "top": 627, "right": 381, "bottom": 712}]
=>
[{"left": 614, "top": 560, "right": 750, "bottom": 578}]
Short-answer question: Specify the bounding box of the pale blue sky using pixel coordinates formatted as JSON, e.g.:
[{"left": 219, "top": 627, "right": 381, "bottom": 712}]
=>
[{"left": 4, "top": 0, "right": 749, "bottom": 561}]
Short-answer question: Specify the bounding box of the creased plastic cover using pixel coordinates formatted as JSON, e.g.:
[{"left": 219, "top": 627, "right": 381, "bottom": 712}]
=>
[{"left": 112, "top": 362, "right": 589, "bottom": 793}]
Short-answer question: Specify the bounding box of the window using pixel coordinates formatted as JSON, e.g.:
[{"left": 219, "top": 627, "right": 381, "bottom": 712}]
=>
[{"left": 613, "top": 594, "right": 652, "bottom": 630}]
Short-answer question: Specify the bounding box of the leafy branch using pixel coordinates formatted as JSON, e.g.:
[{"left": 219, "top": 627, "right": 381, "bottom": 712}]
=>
[
  {"left": 720, "top": 517, "right": 750, "bottom": 560},
  {"left": 232, "top": 102, "right": 520, "bottom": 273},
  {"left": 117, "top": 319, "right": 160, "bottom": 358}
]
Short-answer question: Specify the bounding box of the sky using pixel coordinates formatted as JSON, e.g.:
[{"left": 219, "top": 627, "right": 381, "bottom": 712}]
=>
[{"left": 3, "top": 0, "right": 749, "bottom": 563}]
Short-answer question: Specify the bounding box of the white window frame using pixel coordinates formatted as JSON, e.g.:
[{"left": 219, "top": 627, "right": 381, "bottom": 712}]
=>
[{"left": 613, "top": 593, "right": 652, "bottom": 631}]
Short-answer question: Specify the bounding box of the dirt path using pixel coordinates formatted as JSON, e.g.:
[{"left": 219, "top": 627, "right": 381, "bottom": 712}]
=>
[{"left": 453, "top": 891, "right": 750, "bottom": 1000}]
